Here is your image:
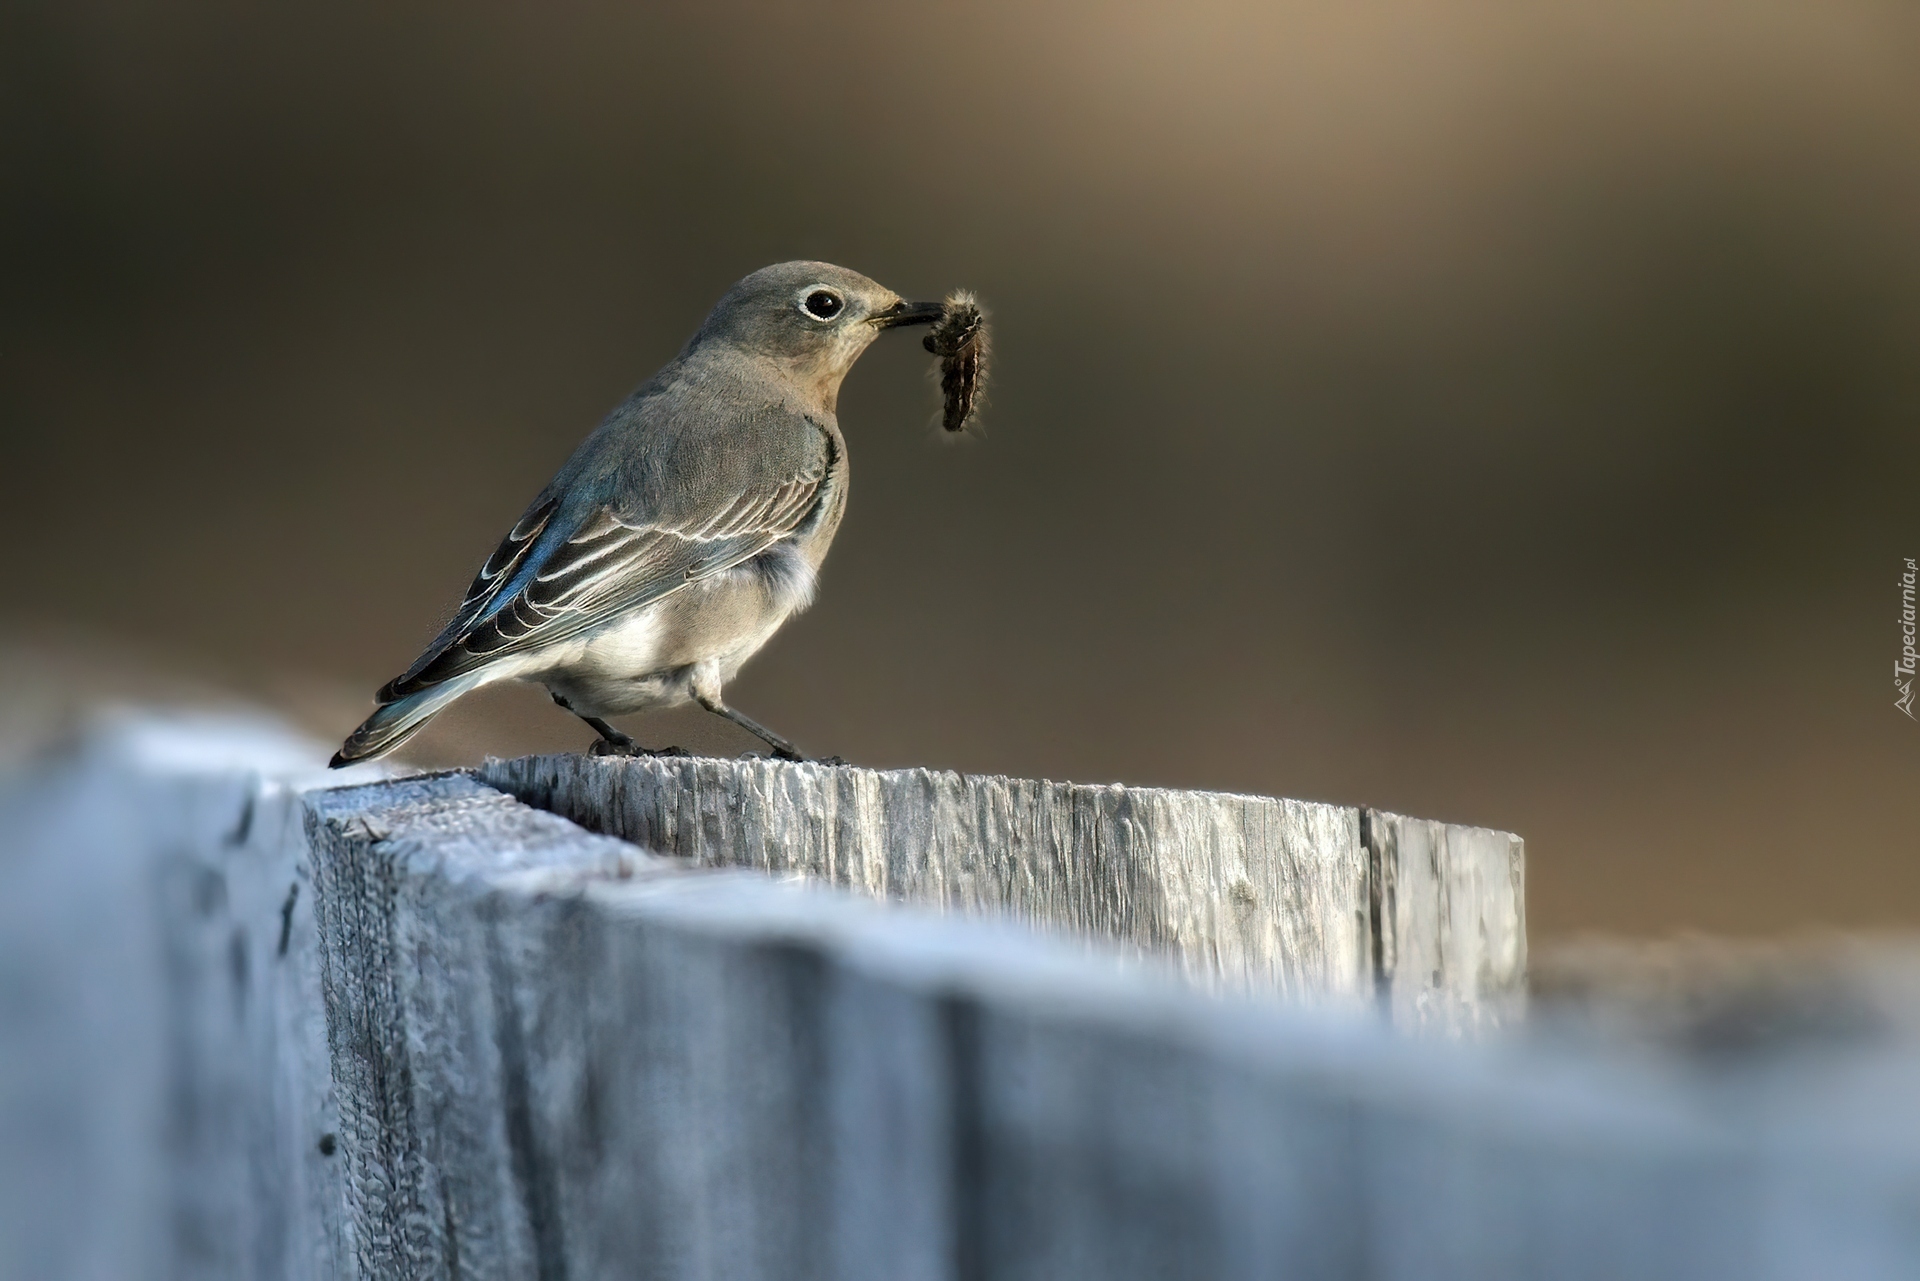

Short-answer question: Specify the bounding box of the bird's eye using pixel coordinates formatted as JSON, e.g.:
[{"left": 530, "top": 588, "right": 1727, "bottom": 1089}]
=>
[{"left": 802, "top": 290, "right": 844, "bottom": 321}]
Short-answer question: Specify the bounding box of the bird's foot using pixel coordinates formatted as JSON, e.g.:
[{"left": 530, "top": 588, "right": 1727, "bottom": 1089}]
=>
[
  {"left": 589, "top": 737, "right": 692, "bottom": 759},
  {"left": 741, "top": 748, "right": 806, "bottom": 763},
  {"left": 745, "top": 749, "right": 846, "bottom": 766}
]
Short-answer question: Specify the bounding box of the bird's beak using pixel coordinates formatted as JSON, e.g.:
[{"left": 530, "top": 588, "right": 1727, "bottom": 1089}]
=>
[{"left": 867, "top": 300, "right": 946, "bottom": 330}]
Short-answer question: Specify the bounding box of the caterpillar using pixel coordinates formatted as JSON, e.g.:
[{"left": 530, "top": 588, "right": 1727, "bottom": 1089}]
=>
[{"left": 923, "top": 291, "right": 989, "bottom": 432}]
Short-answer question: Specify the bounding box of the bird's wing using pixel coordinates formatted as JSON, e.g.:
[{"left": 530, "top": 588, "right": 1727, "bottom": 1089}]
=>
[{"left": 379, "top": 422, "right": 832, "bottom": 701}]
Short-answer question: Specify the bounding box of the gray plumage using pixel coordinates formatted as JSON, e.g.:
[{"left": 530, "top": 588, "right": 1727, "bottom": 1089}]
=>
[{"left": 332, "top": 261, "right": 950, "bottom": 767}]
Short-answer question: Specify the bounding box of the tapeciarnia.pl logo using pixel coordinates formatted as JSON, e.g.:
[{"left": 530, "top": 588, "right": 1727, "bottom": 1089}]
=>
[{"left": 1899, "top": 558, "right": 1917, "bottom": 720}]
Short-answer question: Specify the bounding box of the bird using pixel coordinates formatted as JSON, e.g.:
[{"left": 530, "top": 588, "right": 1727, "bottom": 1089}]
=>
[{"left": 329, "top": 261, "right": 950, "bottom": 768}]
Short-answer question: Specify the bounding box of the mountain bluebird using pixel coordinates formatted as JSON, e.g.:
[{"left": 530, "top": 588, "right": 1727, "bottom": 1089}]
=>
[{"left": 331, "top": 261, "right": 953, "bottom": 767}]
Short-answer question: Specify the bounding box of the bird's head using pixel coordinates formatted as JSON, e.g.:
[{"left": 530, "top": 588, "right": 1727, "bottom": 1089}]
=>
[{"left": 688, "top": 261, "right": 944, "bottom": 410}]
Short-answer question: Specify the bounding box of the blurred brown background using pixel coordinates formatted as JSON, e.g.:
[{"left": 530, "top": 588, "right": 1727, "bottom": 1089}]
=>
[{"left": 3, "top": 1, "right": 1915, "bottom": 941}]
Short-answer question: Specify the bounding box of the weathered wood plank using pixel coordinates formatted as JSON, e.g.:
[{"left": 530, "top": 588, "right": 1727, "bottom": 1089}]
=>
[
  {"left": 304, "top": 773, "right": 668, "bottom": 1280},
  {"left": 0, "top": 714, "right": 354, "bottom": 1281},
  {"left": 304, "top": 770, "right": 1920, "bottom": 1281},
  {"left": 306, "top": 770, "right": 1395, "bottom": 1280},
  {"left": 1366, "top": 810, "right": 1528, "bottom": 1030},
  {"left": 477, "top": 753, "right": 1529, "bottom": 1025},
  {"left": 479, "top": 754, "right": 1374, "bottom": 1000}
]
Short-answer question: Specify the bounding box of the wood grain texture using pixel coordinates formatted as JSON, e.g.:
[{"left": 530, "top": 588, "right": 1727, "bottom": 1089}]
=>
[
  {"left": 26, "top": 718, "right": 1920, "bottom": 1281},
  {"left": 302, "top": 771, "right": 1920, "bottom": 1281},
  {"left": 304, "top": 773, "right": 667, "bottom": 1280},
  {"left": 1365, "top": 809, "right": 1529, "bottom": 1030},
  {"left": 477, "top": 754, "right": 1529, "bottom": 1025},
  {"left": 302, "top": 770, "right": 1397, "bottom": 1280},
  {"left": 478, "top": 755, "right": 1371, "bottom": 998}
]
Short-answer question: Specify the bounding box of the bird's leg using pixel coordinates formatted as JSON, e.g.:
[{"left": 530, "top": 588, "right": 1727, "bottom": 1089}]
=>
[
  {"left": 691, "top": 692, "right": 803, "bottom": 762},
  {"left": 550, "top": 693, "right": 687, "bottom": 758}
]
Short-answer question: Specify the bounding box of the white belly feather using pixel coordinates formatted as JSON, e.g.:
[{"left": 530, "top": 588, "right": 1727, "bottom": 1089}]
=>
[{"left": 530, "top": 543, "right": 818, "bottom": 717}]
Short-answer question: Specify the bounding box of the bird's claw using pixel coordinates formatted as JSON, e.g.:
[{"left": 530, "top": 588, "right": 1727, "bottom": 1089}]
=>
[
  {"left": 751, "top": 749, "right": 847, "bottom": 767},
  {"left": 590, "top": 739, "right": 692, "bottom": 759}
]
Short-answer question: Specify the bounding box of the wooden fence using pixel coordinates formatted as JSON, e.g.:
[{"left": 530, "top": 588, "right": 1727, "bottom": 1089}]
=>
[{"left": 4, "top": 712, "right": 1919, "bottom": 1279}]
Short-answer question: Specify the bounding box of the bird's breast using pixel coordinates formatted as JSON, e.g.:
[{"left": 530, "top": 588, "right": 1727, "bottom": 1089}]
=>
[{"left": 537, "top": 545, "right": 819, "bottom": 716}]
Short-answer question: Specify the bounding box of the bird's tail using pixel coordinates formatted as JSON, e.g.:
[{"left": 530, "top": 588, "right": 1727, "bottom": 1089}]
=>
[{"left": 329, "top": 673, "right": 488, "bottom": 768}]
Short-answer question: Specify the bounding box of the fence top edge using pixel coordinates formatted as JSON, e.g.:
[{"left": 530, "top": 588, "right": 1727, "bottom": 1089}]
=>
[
  {"left": 46, "top": 711, "right": 1524, "bottom": 850},
  {"left": 482, "top": 751, "right": 1486, "bottom": 837}
]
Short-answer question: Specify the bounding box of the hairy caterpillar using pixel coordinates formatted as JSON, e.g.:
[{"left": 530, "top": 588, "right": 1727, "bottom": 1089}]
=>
[{"left": 923, "top": 291, "right": 989, "bottom": 432}]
